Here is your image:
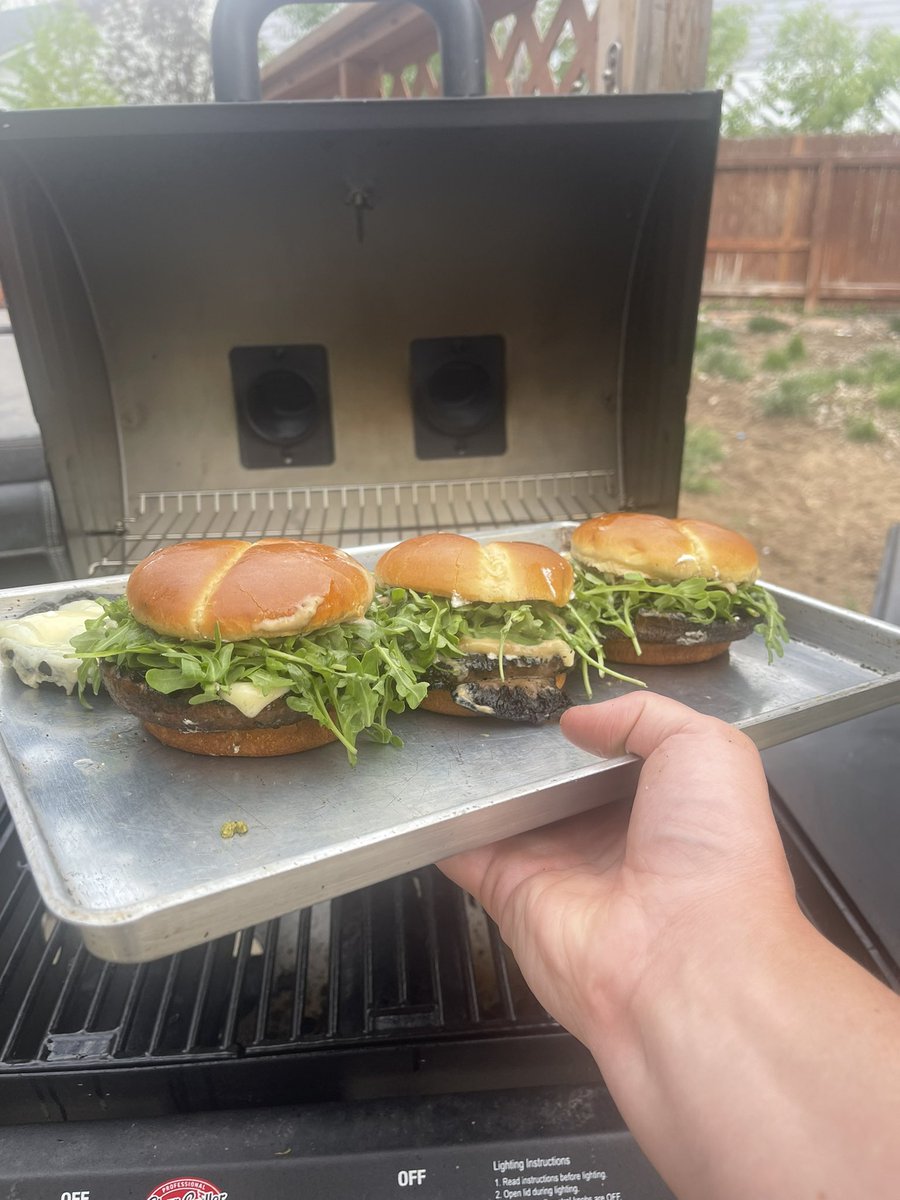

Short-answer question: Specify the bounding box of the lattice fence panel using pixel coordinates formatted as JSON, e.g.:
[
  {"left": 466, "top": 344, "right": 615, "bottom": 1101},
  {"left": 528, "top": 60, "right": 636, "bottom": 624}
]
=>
[
  {"left": 380, "top": 0, "right": 600, "bottom": 100},
  {"left": 490, "top": 0, "right": 597, "bottom": 96}
]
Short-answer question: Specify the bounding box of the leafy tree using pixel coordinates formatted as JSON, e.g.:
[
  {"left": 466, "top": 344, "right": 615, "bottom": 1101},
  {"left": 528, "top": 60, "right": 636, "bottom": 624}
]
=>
[
  {"left": 761, "top": 3, "right": 900, "bottom": 134},
  {"left": 715, "top": 2, "right": 900, "bottom": 137},
  {"left": 84, "top": 0, "right": 212, "bottom": 104},
  {"left": 0, "top": 0, "right": 119, "bottom": 108},
  {"left": 0, "top": 0, "right": 214, "bottom": 108},
  {"left": 277, "top": 3, "right": 341, "bottom": 40},
  {"left": 706, "top": 3, "right": 750, "bottom": 94}
]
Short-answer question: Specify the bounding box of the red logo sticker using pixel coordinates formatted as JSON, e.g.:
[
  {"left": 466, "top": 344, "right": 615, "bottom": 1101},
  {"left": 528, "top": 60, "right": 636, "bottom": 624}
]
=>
[{"left": 146, "top": 1179, "right": 227, "bottom": 1200}]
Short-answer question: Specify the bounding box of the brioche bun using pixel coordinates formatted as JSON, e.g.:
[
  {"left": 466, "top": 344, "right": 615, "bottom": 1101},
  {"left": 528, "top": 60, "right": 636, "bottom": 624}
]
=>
[
  {"left": 375, "top": 533, "right": 573, "bottom": 606},
  {"left": 570, "top": 513, "right": 759, "bottom": 585},
  {"left": 142, "top": 719, "right": 335, "bottom": 757},
  {"left": 600, "top": 610, "right": 758, "bottom": 665},
  {"left": 127, "top": 538, "right": 374, "bottom": 641},
  {"left": 420, "top": 689, "right": 480, "bottom": 718}
]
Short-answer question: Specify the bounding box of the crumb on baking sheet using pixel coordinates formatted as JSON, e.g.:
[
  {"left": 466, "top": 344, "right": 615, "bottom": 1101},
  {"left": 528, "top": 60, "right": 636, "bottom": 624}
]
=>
[{"left": 220, "top": 820, "right": 249, "bottom": 839}]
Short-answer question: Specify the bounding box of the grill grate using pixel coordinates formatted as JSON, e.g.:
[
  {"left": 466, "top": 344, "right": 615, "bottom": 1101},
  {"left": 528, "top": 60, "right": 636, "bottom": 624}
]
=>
[
  {"left": 90, "top": 470, "right": 615, "bottom": 573},
  {"left": 0, "top": 805, "right": 552, "bottom": 1072}
]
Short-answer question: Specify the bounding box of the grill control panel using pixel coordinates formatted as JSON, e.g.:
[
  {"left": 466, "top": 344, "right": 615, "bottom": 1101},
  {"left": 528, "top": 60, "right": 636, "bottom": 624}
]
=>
[{"left": 0, "top": 1096, "right": 675, "bottom": 1199}]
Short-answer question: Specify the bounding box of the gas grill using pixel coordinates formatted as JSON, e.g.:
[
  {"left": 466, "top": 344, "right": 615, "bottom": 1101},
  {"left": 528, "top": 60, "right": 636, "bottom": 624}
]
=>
[{"left": 0, "top": 1, "right": 898, "bottom": 1195}]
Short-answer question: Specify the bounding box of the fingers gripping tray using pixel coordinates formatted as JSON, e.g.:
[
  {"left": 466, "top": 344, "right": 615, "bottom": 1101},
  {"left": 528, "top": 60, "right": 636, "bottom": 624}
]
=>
[{"left": 0, "top": 523, "right": 898, "bottom": 964}]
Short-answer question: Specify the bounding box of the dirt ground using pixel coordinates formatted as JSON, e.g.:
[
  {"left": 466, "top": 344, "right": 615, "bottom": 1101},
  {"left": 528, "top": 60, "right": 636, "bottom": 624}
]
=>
[{"left": 679, "top": 305, "right": 900, "bottom": 614}]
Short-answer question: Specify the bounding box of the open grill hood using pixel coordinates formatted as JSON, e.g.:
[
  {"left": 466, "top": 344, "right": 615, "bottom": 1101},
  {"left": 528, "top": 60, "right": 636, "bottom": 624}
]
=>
[{"left": 0, "top": 93, "right": 719, "bottom": 576}]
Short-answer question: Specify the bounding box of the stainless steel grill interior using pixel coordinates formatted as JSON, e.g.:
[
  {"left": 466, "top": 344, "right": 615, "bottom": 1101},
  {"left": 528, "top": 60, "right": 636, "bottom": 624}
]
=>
[
  {"left": 93, "top": 470, "right": 615, "bottom": 573},
  {"left": 0, "top": 94, "right": 720, "bottom": 580}
]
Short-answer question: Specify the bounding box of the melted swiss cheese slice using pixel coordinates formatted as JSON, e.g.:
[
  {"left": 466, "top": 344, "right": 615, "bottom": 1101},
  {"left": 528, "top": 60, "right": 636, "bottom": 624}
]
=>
[{"left": 0, "top": 599, "right": 104, "bottom": 694}]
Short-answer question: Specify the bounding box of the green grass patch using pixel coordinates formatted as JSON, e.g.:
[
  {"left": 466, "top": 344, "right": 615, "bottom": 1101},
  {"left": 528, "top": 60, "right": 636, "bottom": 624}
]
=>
[
  {"left": 845, "top": 416, "right": 881, "bottom": 443},
  {"left": 865, "top": 349, "right": 900, "bottom": 385},
  {"left": 762, "top": 333, "right": 806, "bottom": 372},
  {"left": 834, "top": 364, "right": 865, "bottom": 386},
  {"left": 887, "top": 315, "right": 900, "bottom": 335},
  {"left": 681, "top": 425, "right": 725, "bottom": 494},
  {"left": 758, "top": 371, "right": 837, "bottom": 417},
  {"left": 876, "top": 382, "right": 900, "bottom": 410},
  {"left": 746, "top": 314, "right": 790, "bottom": 334},
  {"left": 695, "top": 345, "right": 750, "bottom": 382},
  {"left": 695, "top": 325, "right": 734, "bottom": 354}
]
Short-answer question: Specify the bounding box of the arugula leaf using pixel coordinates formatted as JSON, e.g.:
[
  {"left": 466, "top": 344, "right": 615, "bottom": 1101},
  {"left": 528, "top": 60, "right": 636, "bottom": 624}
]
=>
[
  {"left": 71, "top": 596, "right": 427, "bottom": 764},
  {"left": 370, "top": 587, "right": 643, "bottom": 697}
]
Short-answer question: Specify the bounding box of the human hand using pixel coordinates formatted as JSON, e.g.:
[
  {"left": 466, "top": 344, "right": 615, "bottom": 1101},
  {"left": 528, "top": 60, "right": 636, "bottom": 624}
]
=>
[
  {"left": 442, "top": 692, "right": 900, "bottom": 1200},
  {"left": 438, "top": 691, "right": 799, "bottom": 1053}
]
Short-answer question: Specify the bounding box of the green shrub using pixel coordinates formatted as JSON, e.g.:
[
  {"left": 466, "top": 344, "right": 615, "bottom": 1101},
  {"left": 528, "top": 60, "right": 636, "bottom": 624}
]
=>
[
  {"left": 696, "top": 346, "right": 750, "bottom": 382},
  {"left": 747, "top": 314, "right": 790, "bottom": 334},
  {"left": 845, "top": 416, "right": 881, "bottom": 442},
  {"left": 681, "top": 425, "right": 725, "bottom": 494}
]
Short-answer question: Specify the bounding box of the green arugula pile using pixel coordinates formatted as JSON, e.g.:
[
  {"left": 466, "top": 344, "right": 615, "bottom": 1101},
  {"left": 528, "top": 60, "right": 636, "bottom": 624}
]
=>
[
  {"left": 570, "top": 563, "right": 789, "bottom": 663},
  {"left": 72, "top": 596, "right": 428, "bottom": 764},
  {"left": 370, "top": 587, "right": 642, "bottom": 696}
]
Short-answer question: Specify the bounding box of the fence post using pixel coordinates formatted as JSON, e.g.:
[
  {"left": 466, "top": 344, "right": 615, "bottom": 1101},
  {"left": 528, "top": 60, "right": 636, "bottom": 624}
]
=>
[
  {"left": 597, "top": 0, "right": 712, "bottom": 94},
  {"left": 804, "top": 158, "right": 834, "bottom": 313}
]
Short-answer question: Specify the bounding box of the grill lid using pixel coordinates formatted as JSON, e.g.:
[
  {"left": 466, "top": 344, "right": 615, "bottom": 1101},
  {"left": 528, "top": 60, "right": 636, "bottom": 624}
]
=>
[{"left": 0, "top": 92, "right": 719, "bottom": 578}]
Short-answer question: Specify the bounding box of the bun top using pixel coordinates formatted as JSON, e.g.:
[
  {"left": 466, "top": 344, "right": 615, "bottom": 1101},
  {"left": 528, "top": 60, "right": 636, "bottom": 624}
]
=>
[
  {"left": 570, "top": 513, "right": 759, "bottom": 585},
  {"left": 127, "top": 538, "right": 375, "bottom": 641},
  {"left": 375, "top": 533, "right": 573, "bottom": 606}
]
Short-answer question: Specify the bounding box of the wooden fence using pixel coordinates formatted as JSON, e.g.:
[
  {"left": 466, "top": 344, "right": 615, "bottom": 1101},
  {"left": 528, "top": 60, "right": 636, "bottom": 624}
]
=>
[{"left": 706, "top": 135, "right": 900, "bottom": 311}]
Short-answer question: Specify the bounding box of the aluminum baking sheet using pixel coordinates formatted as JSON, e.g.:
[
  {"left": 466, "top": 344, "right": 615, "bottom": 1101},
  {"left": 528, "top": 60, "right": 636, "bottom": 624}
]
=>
[{"left": 1, "top": 521, "right": 898, "bottom": 963}]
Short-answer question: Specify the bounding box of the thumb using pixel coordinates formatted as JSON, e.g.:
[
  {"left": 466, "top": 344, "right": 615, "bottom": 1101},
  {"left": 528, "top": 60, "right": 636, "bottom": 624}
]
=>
[{"left": 560, "top": 690, "right": 749, "bottom": 762}]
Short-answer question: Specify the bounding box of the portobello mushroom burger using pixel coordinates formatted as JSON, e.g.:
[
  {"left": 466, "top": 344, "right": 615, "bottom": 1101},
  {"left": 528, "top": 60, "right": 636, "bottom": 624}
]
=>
[
  {"left": 569, "top": 512, "right": 788, "bottom": 666},
  {"left": 72, "top": 538, "right": 425, "bottom": 760},
  {"left": 373, "top": 532, "right": 614, "bottom": 722}
]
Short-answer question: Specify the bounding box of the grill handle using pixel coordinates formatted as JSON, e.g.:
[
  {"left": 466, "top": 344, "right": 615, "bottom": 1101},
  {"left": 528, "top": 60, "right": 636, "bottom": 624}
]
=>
[{"left": 211, "top": 0, "right": 487, "bottom": 101}]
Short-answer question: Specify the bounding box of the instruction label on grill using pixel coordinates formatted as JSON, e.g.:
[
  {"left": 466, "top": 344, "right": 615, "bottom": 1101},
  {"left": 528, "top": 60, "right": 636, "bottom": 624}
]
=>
[{"left": 487, "top": 1152, "right": 623, "bottom": 1200}]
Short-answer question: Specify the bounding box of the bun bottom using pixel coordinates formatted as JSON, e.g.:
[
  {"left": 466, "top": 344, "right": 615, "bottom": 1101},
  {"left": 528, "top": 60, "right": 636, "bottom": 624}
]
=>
[
  {"left": 602, "top": 639, "right": 732, "bottom": 666},
  {"left": 602, "top": 610, "right": 756, "bottom": 666},
  {"left": 420, "top": 689, "right": 480, "bottom": 718},
  {"left": 142, "top": 718, "right": 336, "bottom": 757}
]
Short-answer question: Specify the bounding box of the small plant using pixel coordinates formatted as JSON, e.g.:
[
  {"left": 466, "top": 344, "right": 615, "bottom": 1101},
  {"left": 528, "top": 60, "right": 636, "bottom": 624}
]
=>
[
  {"left": 762, "top": 333, "right": 806, "bottom": 372},
  {"left": 866, "top": 349, "right": 900, "bottom": 385},
  {"left": 835, "top": 364, "right": 865, "bottom": 386},
  {"left": 696, "top": 346, "right": 750, "bottom": 382},
  {"left": 758, "top": 372, "right": 833, "bottom": 417},
  {"left": 887, "top": 315, "right": 900, "bottom": 335},
  {"left": 845, "top": 416, "right": 881, "bottom": 443},
  {"left": 695, "top": 324, "right": 733, "bottom": 353},
  {"left": 876, "top": 382, "right": 900, "bottom": 410},
  {"left": 747, "top": 314, "right": 790, "bottom": 334},
  {"left": 681, "top": 425, "right": 725, "bottom": 494}
]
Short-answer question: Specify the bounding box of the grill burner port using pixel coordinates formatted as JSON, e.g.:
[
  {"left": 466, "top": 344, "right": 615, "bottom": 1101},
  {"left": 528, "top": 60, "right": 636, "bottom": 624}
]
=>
[
  {"left": 231, "top": 345, "right": 335, "bottom": 468},
  {"left": 411, "top": 335, "right": 506, "bottom": 459},
  {"left": 246, "top": 370, "right": 319, "bottom": 444}
]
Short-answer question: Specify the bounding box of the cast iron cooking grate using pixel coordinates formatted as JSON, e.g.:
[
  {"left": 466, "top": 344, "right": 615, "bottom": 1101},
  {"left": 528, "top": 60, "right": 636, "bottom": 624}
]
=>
[
  {"left": 0, "top": 796, "right": 602, "bottom": 1123},
  {"left": 89, "top": 470, "right": 615, "bottom": 573}
]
